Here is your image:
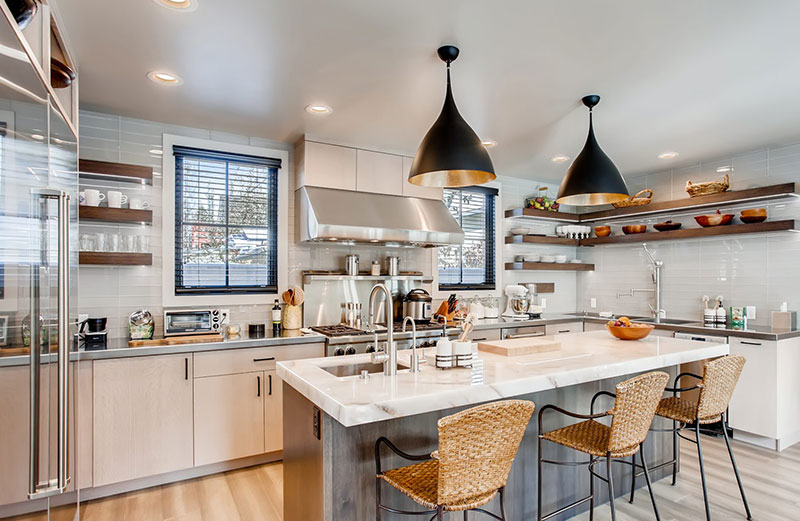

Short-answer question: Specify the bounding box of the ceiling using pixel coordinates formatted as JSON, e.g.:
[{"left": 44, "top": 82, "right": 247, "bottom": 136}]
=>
[{"left": 57, "top": 0, "right": 800, "bottom": 182}]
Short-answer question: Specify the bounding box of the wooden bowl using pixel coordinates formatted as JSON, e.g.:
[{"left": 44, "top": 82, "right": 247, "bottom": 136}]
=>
[
  {"left": 653, "top": 220, "right": 682, "bottom": 232},
  {"left": 594, "top": 226, "right": 611, "bottom": 237},
  {"left": 622, "top": 225, "right": 647, "bottom": 234},
  {"left": 694, "top": 212, "right": 734, "bottom": 227},
  {"left": 606, "top": 323, "right": 655, "bottom": 341},
  {"left": 740, "top": 208, "right": 767, "bottom": 223}
]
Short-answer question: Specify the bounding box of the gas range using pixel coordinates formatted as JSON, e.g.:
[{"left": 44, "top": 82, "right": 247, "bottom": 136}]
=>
[{"left": 310, "top": 322, "right": 458, "bottom": 357}]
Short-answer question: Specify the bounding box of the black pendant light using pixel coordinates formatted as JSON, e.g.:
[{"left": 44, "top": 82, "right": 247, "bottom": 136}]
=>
[
  {"left": 556, "top": 95, "right": 629, "bottom": 206},
  {"left": 408, "top": 45, "right": 495, "bottom": 188}
]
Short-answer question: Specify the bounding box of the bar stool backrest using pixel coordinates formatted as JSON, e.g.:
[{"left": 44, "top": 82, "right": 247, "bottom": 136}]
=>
[
  {"left": 436, "top": 399, "right": 535, "bottom": 507},
  {"left": 608, "top": 371, "right": 670, "bottom": 453},
  {"left": 697, "top": 355, "right": 746, "bottom": 422}
]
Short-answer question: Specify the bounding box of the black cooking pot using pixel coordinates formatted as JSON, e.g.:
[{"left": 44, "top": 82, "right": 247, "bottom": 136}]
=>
[{"left": 85, "top": 317, "right": 107, "bottom": 333}]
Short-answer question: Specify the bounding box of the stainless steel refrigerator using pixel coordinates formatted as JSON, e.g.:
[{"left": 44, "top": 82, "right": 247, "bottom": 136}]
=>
[{"left": 0, "top": 11, "right": 80, "bottom": 521}]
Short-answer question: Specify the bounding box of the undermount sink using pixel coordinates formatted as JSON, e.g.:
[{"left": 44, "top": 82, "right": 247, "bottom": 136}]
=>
[
  {"left": 636, "top": 318, "right": 698, "bottom": 325},
  {"left": 322, "top": 361, "right": 408, "bottom": 378}
]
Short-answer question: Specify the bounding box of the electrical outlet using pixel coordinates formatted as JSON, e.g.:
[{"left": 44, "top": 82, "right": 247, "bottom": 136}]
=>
[
  {"left": 540, "top": 298, "right": 547, "bottom": 309},
  {"left": 590, "top": 298, "right": 597, "bottom": 309},
  {"left": 745, "top": 306, "right": 756, "bottom": 320},
  {"left": 313, "top": 406, "right": 321, "bottom": 440}
]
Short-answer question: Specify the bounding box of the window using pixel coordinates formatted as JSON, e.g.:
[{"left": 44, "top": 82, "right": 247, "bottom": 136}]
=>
[
  {"left": 173, "top": 146, "right": 281, "bottom": 294},
  {"left": 438, "top": 186, "right": 497, "bottom": 290}
]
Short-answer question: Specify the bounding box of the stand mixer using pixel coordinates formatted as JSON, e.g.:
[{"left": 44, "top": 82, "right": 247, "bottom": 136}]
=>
[{"left": 502, "top": 285, "right": 530, "bottom": 318}]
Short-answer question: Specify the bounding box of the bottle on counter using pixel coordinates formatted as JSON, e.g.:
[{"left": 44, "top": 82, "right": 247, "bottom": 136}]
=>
[
  {"left": 272, "top": 299, "right": 282, "bottom": 333},
  {"left": 371, "top": 260, "right": 381, "bottom": 276},
  {"left": 715, "top": 296, "right": 727, "bottom": 326}
]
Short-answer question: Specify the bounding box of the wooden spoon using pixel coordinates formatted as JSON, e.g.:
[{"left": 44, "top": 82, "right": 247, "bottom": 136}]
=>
[{"left": 292, "top": 287, "right": 305, "bottom": 306}]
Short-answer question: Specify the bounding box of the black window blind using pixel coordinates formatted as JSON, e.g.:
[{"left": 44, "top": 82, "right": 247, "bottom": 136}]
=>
[
  {"left": 173, "top": 146, "right": 281, "bottom": 294},
  {"left": 438, "top": 186, "right": 497, "bottom": 290}
]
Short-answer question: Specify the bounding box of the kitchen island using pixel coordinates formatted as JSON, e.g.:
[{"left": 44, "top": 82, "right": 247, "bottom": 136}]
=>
[{"left": 278, "top": 330, "right": 729, "bottom": 520}]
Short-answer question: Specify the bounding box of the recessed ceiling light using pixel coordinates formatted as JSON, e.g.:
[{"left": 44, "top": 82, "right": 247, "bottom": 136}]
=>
[
  {"left": 370, "top": 239, "right": 379, "bottom": 243},
  {"left": 305, "top": 104, "right": 332, "bottom": 115},
  {"left": 716, "top": 165, "right": 733, "bottom": 173},
  {"left": 31, "top": 134, "right": 44, "bottom": 141},
  {"left": 149, "top": 149, "right": 163, "bottom": 156},
  {"left": 551, "top": 155, "right": 570, "bottom": 163},
  {"left": 328, "top": 237, "right": 338, "bottom": 241},
  {"left": 151, "top": 0, "right": 197, "bottom": 11},
  {"left": 481, "top": 139, "right": 497, "bottom": 148},
  {"left": 147, "top": 71, "right": 183, "bottom": 85},
  {"left": 658, "top": 151, "right": 679, "bottom": 159}
]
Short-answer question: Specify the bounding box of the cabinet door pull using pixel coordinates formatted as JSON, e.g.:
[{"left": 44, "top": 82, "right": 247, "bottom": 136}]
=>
[
  {"left": 253, "top": 357, "right": 276, "bottom": 362},
  {"left": 740, "top": 341, "right": 762, "bottom": 346},
  {"left": 268, "top": 374, "right": 273, "bottom": 395},
  {"left": 257, "top": 376, "right": 261, "bottom": 397},
  {"left": 185, "top": 358, "right": 189, "bottom": 380},
  {"left": 472, "top": 337, "right": 487, "bottom": 342},
  {"left": 557, "top": 329, "right": 571, "bottom": 333}
]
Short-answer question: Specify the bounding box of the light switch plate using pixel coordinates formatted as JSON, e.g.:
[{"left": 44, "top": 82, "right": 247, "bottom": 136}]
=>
[
  {"left": 540, "top": 298, "right": 547, "bottom": 309},
  {"left": 745, "top": 306, "right": 756, "bottom": 320},
  {"left": 590, "top": 298, "right": 597, "bottom": 309}
]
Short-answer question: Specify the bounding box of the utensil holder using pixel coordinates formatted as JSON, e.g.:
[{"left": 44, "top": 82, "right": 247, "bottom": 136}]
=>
[
  {"left": 435, "top": 353, "right": 473, "bottom": 369},
  {"left": 282, "top": 305, "right": 302, "bottom": 330}
]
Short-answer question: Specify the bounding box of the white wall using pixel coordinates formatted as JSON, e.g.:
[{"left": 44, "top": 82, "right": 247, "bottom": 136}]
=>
[{"left": 577, "top": 144, "right": 800, "bottom": 321}]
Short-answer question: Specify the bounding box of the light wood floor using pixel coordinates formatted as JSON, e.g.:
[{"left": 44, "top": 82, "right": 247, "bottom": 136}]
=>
[{"left": 9, "top": 435, "right": 799, "bottom": 520}]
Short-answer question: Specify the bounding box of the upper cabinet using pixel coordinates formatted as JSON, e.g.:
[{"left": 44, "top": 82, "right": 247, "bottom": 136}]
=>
[
  {"left": 401, "top": 156, "right": 443, "bottom": 200},
  {"left": 356, "top": 149, "right": 402, "bottom": 195},
  {"left": 294, "top": 137, "right": 442, "bottom": 200},
  {"left": 296, "top": 139, "right": 357, "bottom": 191}
]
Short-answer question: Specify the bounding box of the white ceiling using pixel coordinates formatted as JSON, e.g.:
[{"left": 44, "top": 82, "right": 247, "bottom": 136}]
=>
[{"left": 57, "top": 0, "right": 800, "bottom": 182}]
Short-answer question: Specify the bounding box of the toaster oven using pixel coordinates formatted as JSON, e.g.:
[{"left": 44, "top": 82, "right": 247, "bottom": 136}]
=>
[{"left": 164, "top": 309, "right": 226, "bottom": 336}]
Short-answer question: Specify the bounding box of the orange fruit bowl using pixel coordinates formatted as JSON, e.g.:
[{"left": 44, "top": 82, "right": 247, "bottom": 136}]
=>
[{"left": 606, "top": 323, "right": 655, "bottom": 341}]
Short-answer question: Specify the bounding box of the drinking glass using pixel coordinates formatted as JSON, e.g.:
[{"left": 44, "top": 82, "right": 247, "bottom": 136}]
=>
[
  {"left": 79, "top": 234, "right": 94, "bottom": 251},
  {"left": 95, "top": 232, "right": 108, "bottom": 252},
  {"left": 136, "top": 235, "right": 150, "bottom": 253},
  {"left": 123, "top": 234, "right": 136, "bottom": 252},
  {"left": 108, "top": 233, "right": 121, "bottom": 252}
]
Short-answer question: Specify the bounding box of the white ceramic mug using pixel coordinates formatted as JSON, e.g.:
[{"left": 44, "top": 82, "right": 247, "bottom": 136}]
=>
[
  {"left": 107, "top": 191, "right": 128, "bottom": 208},
  {"left": 129, "top": 198, "right": 150, "bottom": 210},
  {"left": 84, "top": 189, "right": 105, "bottom": 207}
]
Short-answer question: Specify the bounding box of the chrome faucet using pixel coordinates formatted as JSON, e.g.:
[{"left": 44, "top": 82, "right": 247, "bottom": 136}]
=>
[
  {"left": 368, "top": 283, "right": 397, "bottom": 376},
  {"left": 616, "top": 244, "right": 665, "bottom": 322},
  {"left": 401, "top": 316, "right": 420, "bottom": 373}
]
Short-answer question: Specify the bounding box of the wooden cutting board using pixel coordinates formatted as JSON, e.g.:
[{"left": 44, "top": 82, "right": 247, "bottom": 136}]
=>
[
  {"left": 478, "top": 337, "right": 561, "bottom": 357},
  {"left": 128, "top": 334, "right": 224, "bottom": 348}
]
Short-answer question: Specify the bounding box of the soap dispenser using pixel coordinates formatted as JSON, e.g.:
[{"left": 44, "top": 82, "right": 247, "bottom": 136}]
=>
[{"left": 715, "top": 296, "right": 727, "bottom": 327}]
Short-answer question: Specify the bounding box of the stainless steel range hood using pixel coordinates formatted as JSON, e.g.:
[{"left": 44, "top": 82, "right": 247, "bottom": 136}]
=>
[{"left": 296, "top": 186, "right": 464, "bottom": 247}]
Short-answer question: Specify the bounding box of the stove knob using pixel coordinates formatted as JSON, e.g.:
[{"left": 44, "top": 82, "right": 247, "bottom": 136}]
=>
[
  {"left": 333, "top": 347, "right": 345, "bottom": 356},
  {"left": 345, "top": 346, "right": 357, "bottom": 355},
  {"left": 365, "top": 345, "right": 376, "bottom": 353}
]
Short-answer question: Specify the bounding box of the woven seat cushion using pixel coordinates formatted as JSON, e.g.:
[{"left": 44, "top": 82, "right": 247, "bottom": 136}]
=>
[
  {"left": 542, "top": 419, "right": 639, "bottom": 458},
  {"left": 379, "top": 459, "right": 497, "bottom": 511},
  {"left": 656, "top": 396, "right": 721, "bottom": 424}
]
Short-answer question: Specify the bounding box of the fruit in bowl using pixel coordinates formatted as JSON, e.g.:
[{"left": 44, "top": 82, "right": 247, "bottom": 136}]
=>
[{"left": 606, "top": 317, "right": 655, "bottom": 340}]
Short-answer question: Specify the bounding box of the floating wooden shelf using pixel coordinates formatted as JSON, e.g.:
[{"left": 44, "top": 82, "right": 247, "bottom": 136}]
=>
[
  {"left": 580, "top": 220, "right": 798, "bottom": 245},
  {"left": 79, "top": 205, "right": 153, "bottom": 225},
  {"left": 504, "top": 208, "right": 580, "bottom": 222},
  {"left": 505, "top": 262, "right": 594, "bottom": 271},
  {"left": 504, "top": 183, "right": 797, "bottom": 224},
  {"left": 79, "top": 252, "right": 152, "bottom": 266},
  {"left": 79, "top": 159, "right": 154, "bottom": 185},
  {"left": 505, "top": 235, "right": 579, "bottom": 246}
]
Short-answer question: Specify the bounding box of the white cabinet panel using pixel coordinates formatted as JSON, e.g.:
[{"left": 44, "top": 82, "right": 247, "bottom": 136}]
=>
[
  {"left": 297, "top": 140, "right": 357, "bottom": 191},
  {"left": 546, "top": 321, "right": 583, "bottom": 335},
  {"left": 728, "top": 337, "right": 778, "bottom": 439},
  {"left": 264, "top": 370, "right": 283, "bottom": 453},
  {"left": 356, "top": 149, "right": 403, "bottom": 195},
  {"left": 402, "top": 156, "right": 443, "bottom": 200}
]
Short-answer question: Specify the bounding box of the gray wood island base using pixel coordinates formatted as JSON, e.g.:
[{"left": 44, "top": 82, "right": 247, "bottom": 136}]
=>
[{"left": 277, "top": 331, "right": 729, "bottom": 521}]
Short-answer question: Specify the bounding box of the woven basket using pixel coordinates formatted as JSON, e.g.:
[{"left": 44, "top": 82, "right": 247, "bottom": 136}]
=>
[
  {"left": 612, "top": 189, "right": 653, "bottom": 208},
  {"left": 686, "top": 174, "right": 730, "bottom": 198}
]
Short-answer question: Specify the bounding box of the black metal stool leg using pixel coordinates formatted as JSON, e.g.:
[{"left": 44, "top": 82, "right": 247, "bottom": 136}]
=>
[
  {"left": 436, "top": 506, "right": 444, "bottom": 520},
  {"left": 628, "top": 454, "right": 636, "bottom": 503},
  {"left": 499, "top": 486, "right": 507, "bottom": 521},
  {"left": 376, "top": 477, "right": 382, "bottom": 521},
  {"left": 537, "top": 436, "right": 543, "bottom": 521},
  {"left": 639, "top": 444, "right": 662, "bottom": 521},
  {"left": 671, "top": 420, "right": 678, "bottom": 486},
  {"left": 722, "top": 414, "right": 752, "bottom": 520},
  {"left": 695, "top": 423, "right": 712, "bottom": 521},
  {"left": 463, "top": 510, "right": 468, "bottom": 520},
  {"left": 606, "top": 453, "right": 617, "bottom": 521},
  {"left": 589, "top": 457, "right": 595, "bottom": 521}
]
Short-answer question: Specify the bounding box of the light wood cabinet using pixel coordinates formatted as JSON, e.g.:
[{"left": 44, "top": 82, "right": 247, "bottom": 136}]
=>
[
  {"left": 545, "top": 321, "right": 584, "bottom": 335},
  {"left": 0, "top": 365, "right": 30, "bottom": 506},
  {"left": 296, "top": 139, "right": 357, "bottom": 191},
  {"left": 356, "top": 149, "right": 403, "bottom": 195},
  {"left": 92, "top": 354, "right": 193, "bottom": 487},
  {"left": 402, "top": 156, "right": 444, "bottom": 200},
  {"left": 194, "top": 372, "right": 265, "bottom": 466},
  {"left": 264, "top": 370, "right": 283, "bottom": 453}
]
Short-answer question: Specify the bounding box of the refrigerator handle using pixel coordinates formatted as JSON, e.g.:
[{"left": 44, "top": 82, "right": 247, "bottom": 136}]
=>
[{"left": 28, "top": 189, "right": 71, "bottom": 498}]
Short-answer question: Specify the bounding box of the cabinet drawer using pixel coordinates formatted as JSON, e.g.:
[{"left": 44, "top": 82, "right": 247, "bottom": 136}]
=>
[
  {"left": 500, "top": 325, "right": 546, "bottom": 340},
  {"left": 193, "top": 342, "right": 324, "bottom": 378},
  {"left": 467, "top": 328, "right": 502, "bottom": 342},
  {"left": 545, "top": 321, "right": 583, "bottom": 335}
]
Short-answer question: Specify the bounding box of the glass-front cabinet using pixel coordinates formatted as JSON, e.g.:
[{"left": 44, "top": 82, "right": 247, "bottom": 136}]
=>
[{"left": 0, "top": 5, "right": 80, "bottom": 521}]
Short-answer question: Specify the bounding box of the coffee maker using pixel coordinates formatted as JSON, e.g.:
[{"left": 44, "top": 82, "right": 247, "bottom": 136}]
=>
[{"left": 79, "top": 316, "right": 108, "bottom": 350}]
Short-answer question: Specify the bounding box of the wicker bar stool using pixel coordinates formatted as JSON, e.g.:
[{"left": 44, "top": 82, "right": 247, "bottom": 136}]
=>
[
  {"left": 375, "top": 399, "right": 535, "bottom": 520},
  {"left": 632, "top": 355, "right": 751, "bottom": 521},
  {"left": 537, "top": 371, "right": 669, "bottom": 521}
]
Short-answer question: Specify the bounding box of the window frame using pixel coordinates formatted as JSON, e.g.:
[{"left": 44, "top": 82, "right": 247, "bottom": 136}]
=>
[
  {"left": 161, "top": 134, "right": 289, "bottom": 307},
  {"left": 437, "top": 185, "right": 499, "bottom": 292}
]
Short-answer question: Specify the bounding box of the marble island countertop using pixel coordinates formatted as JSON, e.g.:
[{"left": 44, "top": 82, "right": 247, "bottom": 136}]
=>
[{"left": 276, "top": 330, "right": 729, "bottom": 427}]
